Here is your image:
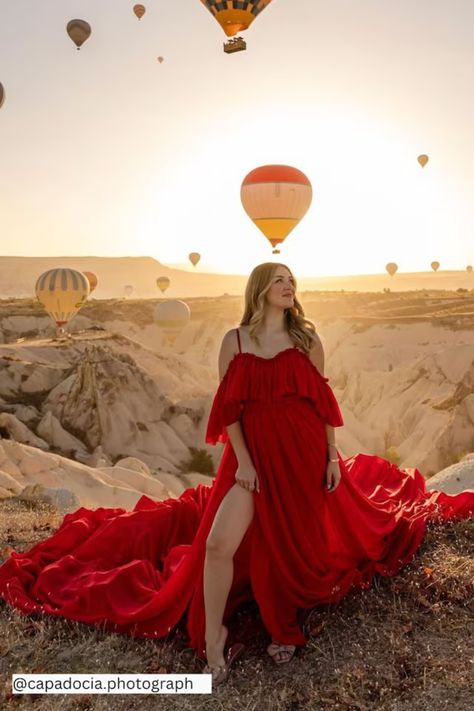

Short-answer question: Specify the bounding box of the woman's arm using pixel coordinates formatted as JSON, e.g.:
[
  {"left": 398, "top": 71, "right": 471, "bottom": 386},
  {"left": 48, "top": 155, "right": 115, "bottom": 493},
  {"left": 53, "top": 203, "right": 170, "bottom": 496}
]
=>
[
  {"left": 218, "top": 329, "right": 253, "bottom": 465},
  {"left": 308, "top": 333, "right": 339, "bottom": 458}
]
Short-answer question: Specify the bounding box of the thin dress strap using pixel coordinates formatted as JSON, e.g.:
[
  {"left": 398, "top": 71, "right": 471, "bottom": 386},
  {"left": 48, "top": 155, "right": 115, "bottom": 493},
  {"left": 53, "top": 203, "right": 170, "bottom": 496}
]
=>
[{"left": 236, "top": 328, "right": 242, "bottom": 354}]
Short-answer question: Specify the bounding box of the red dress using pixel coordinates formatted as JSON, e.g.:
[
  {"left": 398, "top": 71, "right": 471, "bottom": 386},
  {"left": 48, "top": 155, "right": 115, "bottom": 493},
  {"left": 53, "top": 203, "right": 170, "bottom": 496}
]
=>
[{"left": 1, "top": 335, "right": 473, "bottom": 661}]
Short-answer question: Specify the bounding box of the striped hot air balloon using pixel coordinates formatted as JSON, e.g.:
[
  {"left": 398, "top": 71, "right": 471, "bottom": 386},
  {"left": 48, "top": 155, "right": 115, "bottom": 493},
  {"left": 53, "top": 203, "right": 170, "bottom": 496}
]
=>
[
  {"left": 35, "top": 268, "right": 90, "bottom": 331},
  {"left": 200, "top": 0, "right": 273, "bottom": 37},
  {"left": 241, "top": 165, "right": 313, "bottom": 254}
]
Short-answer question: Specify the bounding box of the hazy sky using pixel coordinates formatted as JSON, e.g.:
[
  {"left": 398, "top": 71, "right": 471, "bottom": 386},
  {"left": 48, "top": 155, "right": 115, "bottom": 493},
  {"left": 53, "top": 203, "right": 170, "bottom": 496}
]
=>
[{"left": 1, "top": 1, "right": 474, "bottom": 277}]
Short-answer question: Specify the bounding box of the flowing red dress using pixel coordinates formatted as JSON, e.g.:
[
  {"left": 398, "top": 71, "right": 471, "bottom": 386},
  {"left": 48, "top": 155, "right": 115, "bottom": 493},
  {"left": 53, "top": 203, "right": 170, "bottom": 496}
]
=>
[{"left": 1, "top": 336, "right": 473, "bottom": 661}]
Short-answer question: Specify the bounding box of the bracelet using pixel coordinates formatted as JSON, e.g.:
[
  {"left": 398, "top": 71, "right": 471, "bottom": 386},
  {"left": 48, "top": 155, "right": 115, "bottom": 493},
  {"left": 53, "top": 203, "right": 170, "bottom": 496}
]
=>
[
  {"left": 328, "top": 457, "right": 338, "bottom": 463},
  {"left": 328, "top": 443, "right": 337, "bottom": 449}
]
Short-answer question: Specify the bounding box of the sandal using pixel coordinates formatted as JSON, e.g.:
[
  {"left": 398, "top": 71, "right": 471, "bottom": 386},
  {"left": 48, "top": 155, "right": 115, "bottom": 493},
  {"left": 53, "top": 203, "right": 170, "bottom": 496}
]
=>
[
  {"left": 266, "top": 640, "right": 296, "bottom": 665},
  {"left": 202, "top": 642, "right": 245, "bottom": 688}
]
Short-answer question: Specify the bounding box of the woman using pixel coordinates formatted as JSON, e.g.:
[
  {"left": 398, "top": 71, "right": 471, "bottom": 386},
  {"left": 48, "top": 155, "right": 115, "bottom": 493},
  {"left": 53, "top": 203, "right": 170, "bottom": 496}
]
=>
[
  {"left": 0, "top": 262, "right": 473, "bottom": 690},
  {"left": 202, "top": 261, "right": 344, "bottom": 682}
]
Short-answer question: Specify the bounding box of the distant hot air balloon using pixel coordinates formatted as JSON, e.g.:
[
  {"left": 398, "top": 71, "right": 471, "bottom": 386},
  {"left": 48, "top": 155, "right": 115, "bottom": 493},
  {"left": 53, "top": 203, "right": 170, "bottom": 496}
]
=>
[
  {"left": 157, "top": 56, "right": 164, "bottom": 64},
  {"left": 241, "top": 165, "right": 312, "bottom": 254},
  {"left": 417, "top": 154, "right": 429, "bottom": 168},
  {"left": 466, "top": 265, "right": 473, "bottom": 273},
  {"left": 133, "top": 4, "right": 146, "bottom": 20},
  {"left": 0, "top": 83, "right": 5, "bottom": 110},
  {"left": 124, "top": 285, "right": 134, "bottom": 297},
  {"left": 156, "top": 276, "right": 170, "bottom": 293},
  {"left": 154, "top": 299, "right": 190, "bottom": 344},
  {"left": 385, "top": 262, "right": 398, "bottom": 277},
  {"left": 431, "top": 261, "right": 440, "bottom": 272},
  {"left": 188, "top": 252, "right": 201, "bottom": 267},
  {"left": 200, "top": 0, "right": 273, "bottom": 37},
  {"left": 35, "top": 268, "right": 90, "bottom": 333},
  {"left": 67, "top": 19, "right": 91, "bottom": 50},
  {"left": 83, "top": 271, "right": 98, "bottom": 293}
]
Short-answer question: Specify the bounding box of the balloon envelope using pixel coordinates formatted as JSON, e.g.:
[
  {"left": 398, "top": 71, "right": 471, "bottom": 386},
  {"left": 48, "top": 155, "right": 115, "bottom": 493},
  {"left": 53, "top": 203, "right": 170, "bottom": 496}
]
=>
[
  {"left": 157, "top": 56, "right": 164, "bottom": 63},
  {"left": 0, "top": 83, "right": 5, "bottom": 110},
  {"left": 241, "top": 165, "right": 312, "bottom": 252},
  {"left": 124, "top": 285, "right": 134, "bottom": 297},
  {"left": 188, "top": 252, "right": 200, "bottom": 267},
  {"left": 133, "top": 4, "right": 146, "bottom": 19},
  {"left": 431, "top": 261, "right": 440, "bottom": 272},
  {"left": 385, "top": 262, "right": 398, "bottom": 277},
  {"left": 154, "top": 299, "right": 190, "bottom": 343},
  {"left": 200, "top": 0, "right": 273, "bottom": 37},
  {"left": 156, "top": 276, "right": 170, "bottom": 293},
  {"left": 67, "top": 19, "right": 91, "bottom": 49},
  {"left": 35, "top": 268, "right": 90, "bottom": 327},
  {"left": 467, "top": 265, "right": 473, "bottom": 273},
  {"left": 417, "top": 154, "right": 429, "bottom": 168},
  {"left": 83, "top": 271, "right": 98, "bottom": 293}
]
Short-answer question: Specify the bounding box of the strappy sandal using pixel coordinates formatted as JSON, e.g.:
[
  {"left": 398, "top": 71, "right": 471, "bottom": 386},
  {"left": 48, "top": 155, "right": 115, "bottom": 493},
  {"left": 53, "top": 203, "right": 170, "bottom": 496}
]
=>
[
  {"left": 202, "top": 642, "right": 245, "bottom": 688},
  {"left": 266, "top": 641, "right": 296, "bottom": 665}
]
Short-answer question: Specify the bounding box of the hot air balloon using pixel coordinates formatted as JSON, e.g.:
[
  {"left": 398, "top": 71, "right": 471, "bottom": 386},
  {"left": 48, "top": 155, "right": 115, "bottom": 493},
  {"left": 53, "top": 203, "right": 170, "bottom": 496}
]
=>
[
  {"left": 66, "top": 20, "right": 91, "bottom": 50},
  {"left": 0, "top": 83, "right": 5, "bottom": 110},
  {"left": 157, "top": 56, "right": 164, "bottom": 63},
  {"left": 385, "top": 262, "right": 398, "bottom": 277},
  {"left": 467, "top": 265, "right": 473, "bottom": 273},
  {"left": 241, "top": 165, "right": 312, "bottom": 254},
  {"left": 133, "top": 4, "right": 146, "bottom": 20},
  {"left": 200, "top": 0, "right": 273, "bottom": 37},
  {"left": 156, "top": 276, "right": 170, "bottom": 293},
  {"left": 154, "top": 299, "right": 190, "bottom": 344},
  {"left": 417, "top": 154, "right": 429, "bottom": 168},
  {"left": 124, "top": 285, "right": 134, "bottom": 297},
  {"left": 188, "top": 252, "right": 201, "bottom": 267},
  {"left": 35, "top": 268, "right": 90, "bottom": 335},
  {"left": 83, "top": 271, "right": 98, "bottom": 293},
  {"left": 431, "top": 261, "right": 440, "bottom": 272}
]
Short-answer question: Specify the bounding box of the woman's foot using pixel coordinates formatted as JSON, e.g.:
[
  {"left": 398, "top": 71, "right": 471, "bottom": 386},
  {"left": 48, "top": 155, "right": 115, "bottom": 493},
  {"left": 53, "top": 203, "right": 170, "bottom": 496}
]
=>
[
  {"left": 267, "top": 639, "right": 296, "bottom": 665},
  {"left": 203, "top": 642, "right": 245, "bottom": 688},
  {"left": 205, "top": 624, "right": 228, "bottom": 671}
]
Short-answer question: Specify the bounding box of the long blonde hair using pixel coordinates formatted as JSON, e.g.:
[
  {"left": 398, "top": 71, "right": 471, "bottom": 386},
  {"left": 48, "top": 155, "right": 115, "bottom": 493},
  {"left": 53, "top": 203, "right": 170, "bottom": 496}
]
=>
[{"left": 239, "top": 262, "right": 317, "bottom": 353}]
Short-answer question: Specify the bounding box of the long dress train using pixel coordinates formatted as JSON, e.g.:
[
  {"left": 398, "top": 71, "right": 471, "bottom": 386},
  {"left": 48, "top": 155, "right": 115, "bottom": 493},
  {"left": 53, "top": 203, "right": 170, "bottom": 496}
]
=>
[{"left": 0, "top": 341, "right": 473, "bottom": 660}]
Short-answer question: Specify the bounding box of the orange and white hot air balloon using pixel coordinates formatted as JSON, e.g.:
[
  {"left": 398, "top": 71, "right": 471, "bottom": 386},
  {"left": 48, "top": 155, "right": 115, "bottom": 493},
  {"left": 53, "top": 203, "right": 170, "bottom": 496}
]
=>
[
  {"left": 241, "top": 165, "right": 312, "bottom": 254},
  {"left": 200, "top": 0, "right": 273, "bottom": 37},
  {"left": 83, "top": 271, "right": 98, "bottom": 293},
  {"left": 133, "top": 4, "right": 146, "bottom": 20},
  {"left": 35, "top": 268, "right": 90, "bottom": 332}
]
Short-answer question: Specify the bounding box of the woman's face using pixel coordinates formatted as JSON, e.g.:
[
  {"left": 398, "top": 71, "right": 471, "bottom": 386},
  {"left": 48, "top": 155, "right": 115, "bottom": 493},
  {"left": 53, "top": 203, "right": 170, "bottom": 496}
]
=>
[{"left": 265, "top": 267, "right": 296, "bottom": 309}]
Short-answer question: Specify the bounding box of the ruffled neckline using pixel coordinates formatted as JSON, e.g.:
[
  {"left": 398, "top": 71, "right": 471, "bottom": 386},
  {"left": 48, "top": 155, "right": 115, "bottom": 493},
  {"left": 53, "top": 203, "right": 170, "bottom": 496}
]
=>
[{"left": 227, "top": 346, "right": 328, "bottom": 381}]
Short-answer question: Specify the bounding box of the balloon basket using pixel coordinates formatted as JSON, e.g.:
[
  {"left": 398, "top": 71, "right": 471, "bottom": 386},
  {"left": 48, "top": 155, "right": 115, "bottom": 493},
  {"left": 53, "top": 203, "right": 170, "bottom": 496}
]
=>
[
  {"left": 223, "top": 37, "right": 247, "bottom": 54},
  {"left": 272, "top": 249, "right": 281, "bottom": 254}
]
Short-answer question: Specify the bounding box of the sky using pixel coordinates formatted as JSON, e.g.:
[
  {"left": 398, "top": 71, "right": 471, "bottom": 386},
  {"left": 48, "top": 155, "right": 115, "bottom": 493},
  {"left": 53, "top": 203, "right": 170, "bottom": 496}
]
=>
[{"left": 1, "top": 0, "right": 474, "bottom": 278}]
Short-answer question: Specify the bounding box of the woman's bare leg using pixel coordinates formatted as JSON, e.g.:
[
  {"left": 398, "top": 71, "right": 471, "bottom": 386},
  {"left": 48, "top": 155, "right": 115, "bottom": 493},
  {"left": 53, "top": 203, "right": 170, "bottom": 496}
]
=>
[{"left": 204, "top": 483, "right": 254, "bottom": 668}]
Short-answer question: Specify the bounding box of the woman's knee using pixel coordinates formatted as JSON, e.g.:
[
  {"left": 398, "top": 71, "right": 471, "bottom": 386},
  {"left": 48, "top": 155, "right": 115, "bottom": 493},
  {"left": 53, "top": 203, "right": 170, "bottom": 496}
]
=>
[{"left": 205, "top": 532, "right": 233, "bottom": 558}]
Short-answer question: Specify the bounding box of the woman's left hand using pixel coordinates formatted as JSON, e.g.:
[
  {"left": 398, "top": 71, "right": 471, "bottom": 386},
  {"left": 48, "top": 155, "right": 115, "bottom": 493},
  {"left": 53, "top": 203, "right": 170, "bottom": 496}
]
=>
[{"left": 325, "top": 459, "right": 341, "bottom": 493}]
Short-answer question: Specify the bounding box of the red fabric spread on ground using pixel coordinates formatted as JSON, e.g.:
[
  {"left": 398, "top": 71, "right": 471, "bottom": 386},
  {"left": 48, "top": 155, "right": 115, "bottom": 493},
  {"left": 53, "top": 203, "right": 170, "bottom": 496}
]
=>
[{"left": 0, "top": 347, "right": 473, "bottom": 660}]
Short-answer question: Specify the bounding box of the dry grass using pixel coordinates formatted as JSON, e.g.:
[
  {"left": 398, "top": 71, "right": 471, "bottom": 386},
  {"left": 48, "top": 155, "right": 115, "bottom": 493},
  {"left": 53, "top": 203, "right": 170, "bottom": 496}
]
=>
[{"left": 0, "top": 500, "right": 473, "bottom": 710}]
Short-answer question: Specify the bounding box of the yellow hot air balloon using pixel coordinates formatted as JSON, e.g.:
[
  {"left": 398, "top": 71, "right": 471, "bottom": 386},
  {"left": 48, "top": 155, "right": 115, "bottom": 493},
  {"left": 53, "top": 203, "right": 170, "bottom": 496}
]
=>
[
  {"left": 0, "top": 83, "right": 5, "bottom": 110},
  {"left": 83, "top": 271, "right": 98, "bottom": 293},
  {"left": 417, "top": 154, "right": 429, "bottom": 168},
  {"left": 189, "top": 252, "right": 201, "bottom": 267},
  {"left": 241, "top": 165, "right": 312, "bottom": 254},
  {"left": 385, "top": 262, "right": 398, "bottom": 277},
  {"left": 154, "top": 299, "right": 190, "bottom": 344},
  {"left": 133, "top": 4, "right": 146, "bottom": 20},
  {"left": 35, "top": 268, "right": 90, "bottom": 333},
  {"left": 466, "top": 265, "right": 473, "bottom": 273},
  {"left": 124, "top": 285, "right": 134, "bottom": 297},
  {"left": 200, "top": 0, "right": 273, "bottom": 37},
  {"left": 431, "top": 261, "right": 440, "bottom": 272},
  {"left": 67, "top": 20, "right": 91, "bottom": 50},
  {"left": 156, "top": 276, "right": 170, "bottom": 293}
]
